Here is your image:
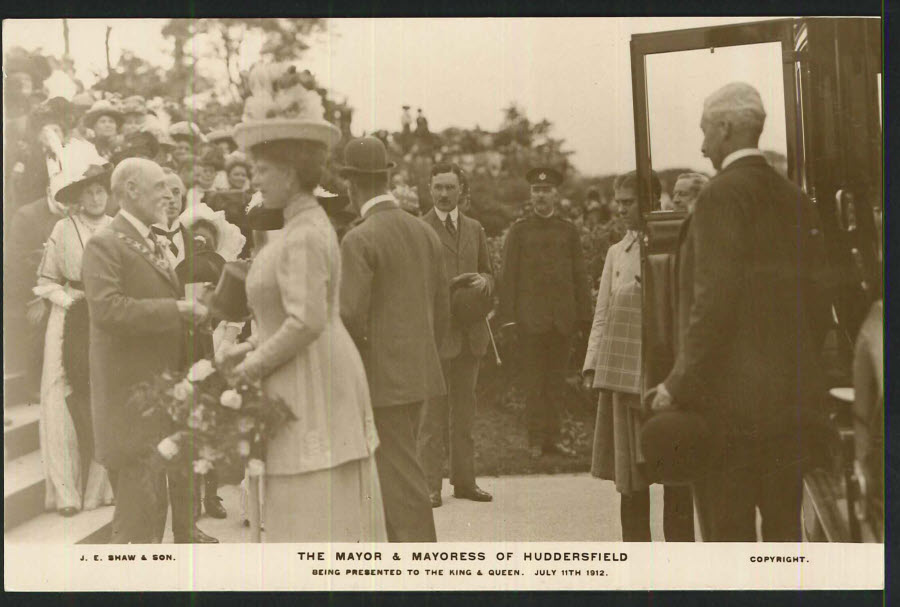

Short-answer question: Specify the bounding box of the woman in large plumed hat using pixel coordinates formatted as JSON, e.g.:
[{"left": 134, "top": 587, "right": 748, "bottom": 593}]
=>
[
  {"left": 218, "top": 62, "right": 386, "bottom": 542},
  {"left": 34, "top": 145, "right": 116, "bottom": 517}
]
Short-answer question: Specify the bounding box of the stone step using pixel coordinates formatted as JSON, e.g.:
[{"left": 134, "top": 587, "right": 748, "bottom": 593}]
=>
[
  {"left": 4, "top": 504, "right": 114, "bottom": 544},
  {"left": 4, "top": 402, "right": 41, "bottom": 461},
  {"left": 4, "top": 450, "right": 46, "bottom": 530}
]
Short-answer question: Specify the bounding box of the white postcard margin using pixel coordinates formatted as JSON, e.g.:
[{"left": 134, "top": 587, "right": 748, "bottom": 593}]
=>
[{"left": 4, "top": 541, "right": 883, "bottom": 591}]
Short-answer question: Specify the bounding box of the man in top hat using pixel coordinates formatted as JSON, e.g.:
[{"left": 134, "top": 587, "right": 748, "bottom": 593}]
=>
[
  {"left": 498, "top": 167, "right": 592, "bottom": 459},
  {"left": 339, "top": 136, "right": 449, "bottom": 542},
  {"left": 650, "top": 83, "right": 831, "bottom": 542},
  {"left": 418, "top": 162, "right": 494, "bottom": 507}
]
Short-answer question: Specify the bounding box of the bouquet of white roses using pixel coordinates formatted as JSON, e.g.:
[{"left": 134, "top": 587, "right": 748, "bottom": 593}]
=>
[{"left": 127, "top": 359, "right": 295, "bottom": 477}]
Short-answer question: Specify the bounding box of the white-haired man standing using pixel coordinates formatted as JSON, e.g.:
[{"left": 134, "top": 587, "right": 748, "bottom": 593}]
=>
[
  {"left": 650, "top": 83, "right": 831, "bottom": 541},
  {"left": 82, "top": 158, "right": 211, "bottom": 543}
]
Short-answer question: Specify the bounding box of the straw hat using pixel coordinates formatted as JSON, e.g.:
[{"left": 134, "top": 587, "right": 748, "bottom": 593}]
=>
[
  {"left": 168, "top": 121, "right": 206, "bottom": 143},
  {"left": 84, "top": 99, "right": 124, "bottom": 129}
]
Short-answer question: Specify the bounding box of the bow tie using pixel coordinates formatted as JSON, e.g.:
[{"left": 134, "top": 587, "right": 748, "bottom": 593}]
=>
[
  {"left": 151, "top": 225, "right": 180, "bottom": 257},
  {"left": 152, "top": 225, "right": 181, "bottom": 240}
]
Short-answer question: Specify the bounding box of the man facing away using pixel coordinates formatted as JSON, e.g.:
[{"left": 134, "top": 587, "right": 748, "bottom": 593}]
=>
[
  {"left": 339, "top": 137, "right": 450, "bottom": 542},
  {"left": 82, "top": 157, "right": 213, "bottom": 543},
  {"left": 498, "top": 167, "right": 592, "bottom": 459},
  {"left": 418, "top": 162, "right": 494, "bottom": 508},
  {"left": 650, "top": 83, "right": 831, "bottom": 542}
]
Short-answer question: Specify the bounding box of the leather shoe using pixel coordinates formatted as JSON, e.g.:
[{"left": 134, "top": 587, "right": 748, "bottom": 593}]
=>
[
  {"left": 204, "top": 496, "right": 227, "bottom": 519},
  {"left": 429, "top": 492, "right": 442, "bottom": 508},
  {"left": 174, "top": 526, "right": 219, "bottom": 544},
  {"left": 453, "top": 485, "right": 493, "bottom": 502},
  {"left": 58, "top": 507, "right": 79, "bottom": 517},
  {"left": 544, "top": 442, "right": 577, "bottom": 458}
]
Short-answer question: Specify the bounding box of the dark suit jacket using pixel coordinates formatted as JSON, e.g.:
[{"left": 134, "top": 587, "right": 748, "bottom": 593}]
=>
[
  {"left": 498, "top": 213, "right": 592, "bottom": 336},
  {"left": 340, "top": 200, "right": 450, "bottom": 408},
  {"left": 421, "top": 208, "right": 494, "bottom": 358},
  {"left": 82, "top": 213, "right": 185, "bottom": 469},
  {"left": 664, "top": 155, "right": 831, "bottom": 441}
]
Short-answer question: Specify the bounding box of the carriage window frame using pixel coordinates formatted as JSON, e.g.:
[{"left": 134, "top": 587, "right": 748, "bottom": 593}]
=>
[{"left": 629, "top": 19, "right": 802, "bottom": 219}]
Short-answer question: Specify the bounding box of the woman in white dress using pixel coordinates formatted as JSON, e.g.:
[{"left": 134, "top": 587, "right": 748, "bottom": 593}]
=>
[
  {"left": 35, "top": 158, "right": 115, "bottom": 516},
  {"left": 221, "top": 63, "right": 386, "bottom": 542}
]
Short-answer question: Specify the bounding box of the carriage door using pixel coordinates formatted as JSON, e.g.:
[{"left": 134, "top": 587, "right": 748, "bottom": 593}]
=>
[{"left": 628, "top": 19, "right": 801, "bottom": 399}]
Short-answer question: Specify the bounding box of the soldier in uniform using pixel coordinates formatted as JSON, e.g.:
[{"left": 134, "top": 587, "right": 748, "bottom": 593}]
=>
[{"left": 498, "top": 167, "right": 592, "bottom": 458}]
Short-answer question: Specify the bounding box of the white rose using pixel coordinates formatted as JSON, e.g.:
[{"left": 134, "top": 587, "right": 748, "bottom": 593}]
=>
[
  {"left": 220, "top": 389, "right": 243, "bottom": 410},
  {"left": 156, "top": 436, "right": 180, "bottom": 460},
  {"left": 173, "top": 380, "right": 193, "bottom": 401},
  {"left": 237, "top": 440, "right": 251, "bottom": 457},
  {"left": 247, "top": 458, "right": 265, "bottom": 477},
  {"left": 193, "top": 459, "right": 213, "bottom": 475},
  {"left": 187, "top": 359, "right": 216, "bottom": 383}
]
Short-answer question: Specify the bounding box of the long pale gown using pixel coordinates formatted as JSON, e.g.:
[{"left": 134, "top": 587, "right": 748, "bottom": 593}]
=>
[
  {"left": 34, "top": 213, "right": 115, "bottom": 511},
  {"left": 242, "top": 193, "right": 386, "bottom": 542}
]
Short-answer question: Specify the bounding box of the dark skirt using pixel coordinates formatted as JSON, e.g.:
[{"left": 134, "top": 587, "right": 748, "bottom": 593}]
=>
[{"left": 61, "top": 298, "right": 94, "bottom": 460}]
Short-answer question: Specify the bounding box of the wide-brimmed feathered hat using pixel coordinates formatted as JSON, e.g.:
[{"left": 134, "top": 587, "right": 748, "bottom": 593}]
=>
[
  {"left": 233, "top": 63, "right": 341, "bottom": 151},
  {"left": 55, "top": 162, "right": 114, "bottom": 205}
]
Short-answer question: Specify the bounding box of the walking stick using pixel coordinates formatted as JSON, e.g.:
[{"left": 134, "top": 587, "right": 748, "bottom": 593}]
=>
[{"left": 485, "top": 318, "right": 502, "bottom": 366}]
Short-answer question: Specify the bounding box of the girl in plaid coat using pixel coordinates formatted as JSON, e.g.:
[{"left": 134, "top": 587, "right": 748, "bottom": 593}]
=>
[{"left": 582, "top": 172, "right": 694, "bottom": 542}]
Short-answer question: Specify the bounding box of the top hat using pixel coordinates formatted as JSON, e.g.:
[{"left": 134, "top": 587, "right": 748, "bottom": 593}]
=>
[
  {"left": 337, "top": 137, "right": 397, "bottom": 176},
  {"left": 526, "top": 167, "right": 563, "bottom": 187},
  {"left": 639, "top": 406, "right": 711, "bottom": 485},
  {"left": 55, "top": 162, "right": 114, "bottom": 205},
  {"left": 206, "top": 261, "right": 251, "bottom": 322}
]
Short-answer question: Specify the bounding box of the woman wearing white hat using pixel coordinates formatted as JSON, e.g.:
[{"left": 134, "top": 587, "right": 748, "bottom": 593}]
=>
[
  {"left": 219, "top": 63, "right": 386, "bottom": 542},
  {"left": 34, "top": 146, "right": 115, "bottom": 517}
]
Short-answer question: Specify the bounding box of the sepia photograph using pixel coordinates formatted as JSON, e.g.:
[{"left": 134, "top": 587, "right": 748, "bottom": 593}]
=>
[{"left": 2, "top": 13, "right": 884, "bottom": 592}]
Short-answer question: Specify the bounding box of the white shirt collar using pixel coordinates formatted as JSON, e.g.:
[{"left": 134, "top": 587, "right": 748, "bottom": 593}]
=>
[
  {"left": 433, "top": 206, "right": 459, "bottom": 226},
  {"left": 721, "top": 148, "right": 764, "bottom": 170},
  {"left": 153, "top": 219, "right": 182, "bottom": 231},
  {"left": 360, "top": 194, "right": 397, "bottom": 218},
  {"left": 119, "top": 209, "right": 154, "bottom": 244}
]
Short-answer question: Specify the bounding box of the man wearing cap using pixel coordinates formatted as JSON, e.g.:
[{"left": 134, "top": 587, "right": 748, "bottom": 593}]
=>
[
  {"left": 650, "top": 82, "right": 831, "bottom": 541},
  {"left": 418, "top": 162, "right": 494, "bottom": 508},
  {"left": 498, "top": 167, "right": 592, "bottom": 459},
  {"left": 339, "top": 136, "right": 449, "bottom": 542}
]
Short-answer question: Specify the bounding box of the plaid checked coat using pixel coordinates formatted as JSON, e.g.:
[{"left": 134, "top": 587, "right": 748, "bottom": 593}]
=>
[{"left": 583, "top": 233, "right": 648, "bottom": 493}]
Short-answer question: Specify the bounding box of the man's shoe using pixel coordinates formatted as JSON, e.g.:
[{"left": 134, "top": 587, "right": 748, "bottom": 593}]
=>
[
  {"left": 204, "top": 496, "right": 227, "bottom": 519},
  {"left": 453, "top": 485, "right": 493, "bottom": 502},
  {"left": 529, "top": 445, "right": 544, "bottom": 459},
  {"left": 544, "top": 442, "right": 577, "bottom": 458},
  {"left": 429, "top": 492, "right": 442, "bottom": 508},
  {"left": 174, "top": 526, "right": 219, "bottom": 544}
]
